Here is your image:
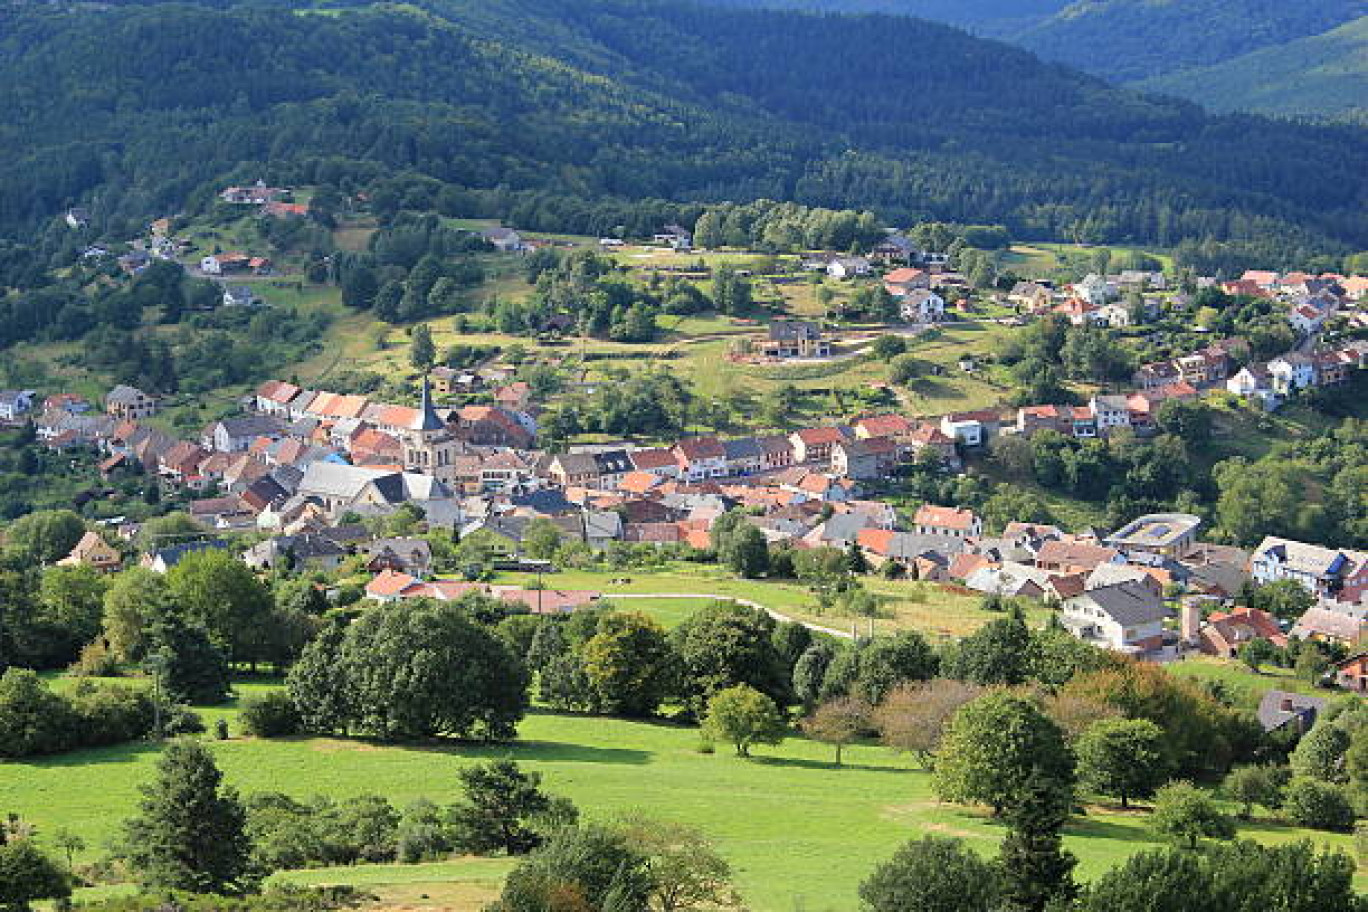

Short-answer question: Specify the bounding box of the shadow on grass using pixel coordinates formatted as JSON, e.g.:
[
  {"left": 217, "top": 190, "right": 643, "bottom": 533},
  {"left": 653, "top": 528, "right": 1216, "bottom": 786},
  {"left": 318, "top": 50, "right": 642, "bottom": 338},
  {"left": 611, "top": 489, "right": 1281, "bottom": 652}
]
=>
[
  {"left": 1064, "top": 815, "right": 1159, "bottom": 844},
  {"left": 379, "top": 738, "right": 654, "bottom": 766},
  {"left": 12, "top": 739, "right": 164, "bottom": 768},
  {"left": 746, "top": 755, "right": 906, "bottom": 775}
]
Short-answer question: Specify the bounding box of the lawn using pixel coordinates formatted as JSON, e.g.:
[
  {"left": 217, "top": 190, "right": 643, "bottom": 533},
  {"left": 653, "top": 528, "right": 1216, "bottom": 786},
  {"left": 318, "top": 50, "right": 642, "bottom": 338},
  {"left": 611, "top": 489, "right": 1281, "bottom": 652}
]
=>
[
  {"left": 7, "top": 698, "right": 1359, "bottom": 912},
  {"left": 1168, "top": 655, "right": 1340, "bottom": 709}
]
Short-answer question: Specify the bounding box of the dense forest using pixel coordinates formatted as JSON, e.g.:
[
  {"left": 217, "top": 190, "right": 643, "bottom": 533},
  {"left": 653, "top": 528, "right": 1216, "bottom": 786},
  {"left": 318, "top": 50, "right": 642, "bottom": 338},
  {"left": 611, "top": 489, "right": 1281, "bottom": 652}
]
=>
[{"left": 0, "top": 0, "right": 1365, "bottom": 263}]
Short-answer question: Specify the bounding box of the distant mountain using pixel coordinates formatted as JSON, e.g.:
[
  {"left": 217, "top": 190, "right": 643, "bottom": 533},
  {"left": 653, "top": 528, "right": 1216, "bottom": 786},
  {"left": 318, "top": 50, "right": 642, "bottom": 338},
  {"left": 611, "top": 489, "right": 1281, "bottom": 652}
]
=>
[
  {"left": 1138, "top": 16, "right": 1368, "bottom": 123},
  {"left": 0, "top": 0, "right": 1365, "bottom": 256},
  {"left": 711, "top": 0, "right": 1367, "bottom": 102}
]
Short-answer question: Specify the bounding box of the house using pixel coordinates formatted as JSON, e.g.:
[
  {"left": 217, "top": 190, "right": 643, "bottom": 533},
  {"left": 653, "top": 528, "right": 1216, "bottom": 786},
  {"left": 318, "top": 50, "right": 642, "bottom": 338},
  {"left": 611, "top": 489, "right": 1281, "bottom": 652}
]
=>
[
  {"left": 1054, "top": 297, "right": 1102, "bottom": 326},
  {"left": 1106, "top": 513, "right": 1201, "bottom": 559},
  {"left": 592, "top": 450, "right": 635, "bottom": 488},
  {"left": 202, "top": 415, "right": 286, "bottom": 453},
  {"left": 1133, "top": 361, "right": 1181, "bottom": 390},
  {"left": 856, "top": 529, "right": 966, "bottom": 572},
  {"left": 964, "top": 562, "right": 1049, "bottom": 600},
  {"left": 548, "top": 452, "right": 601, "bottom": 488},
  {"left": 254, "top": 380, "right": 303, "bottom": 417},
  {"left": 483, "top": 227, "right": 525, "bottom": 252},
  {"left": 1336, "top": 654, "right": 1368, "bottom": 693},
  {"left": 1288, "top": 302, "right": 1327, "bottom": 336},
  {"left": 1269, "top": 354, "right": 1316, "bottom": 396},
  {"left": 629, "top": 447, "right": 683, "bottom": 479},
  {"left": 65, "top": 207, "right": 91, "bottom": 229},
  {"left": 789, "top": 426, "right": 848, "bottom": 465},
  {"left": 1197, "top": 605, "right": 1286, "bottom": 658},
  {"left": 1090, "top": 395, "right": 1131, "bottom": 434},
  {"left": 1226, "top": 364, "right": 1274, "bottom": 399},
  {"left": 722, "top": 438, "right": 764, "bottom": 476},
  {"left": 1061, "top": 581, "right": 1167, "bottom": 654},
  {"left": 0, "top": 390, "right": 36, "bottom": 422},
  {"left": 222, "top": 285, "right": 257, "bottom": 308},
  {"left": 883, "top": 267, "right": 931, "bottom": 296},
  {"left": 831, "top": 436, "right": 898, "bottom": 480},
  {"left": 906, "top": 422, "right": 960, "bottom": 469},
  {"left": 1314, "top": 349, "right": 1355, "bottom": 386},
  {"left": 869, "top": 233, "right": 918, "bottom": 263},
  {"left": 1251, "top": 536, "right": 1368, "bottom": 602},
  {"left": 764, "top": 320, "right": 831, "bottom": 359},
  {"left": 673, "top": 437, "right": 728, "bottom": 480},
  {"left": 1240, "top": 270, "right": 1281, "bottom": 290},
  {"left": 364, "top": 538, "right": 434, "bottom": 577},
  {"left": 826, "top": 257, "right": 871, "bottom": 279},
  {"left": 756, "top": 435, "right": 795, "bottom": 470},
  {"left": 1294, "top": 605, "right": 1368, "bottom": 646},
  {"left": 913, "top": 504, "right": 981, "bottom": 540},
  {"left": 1008, "top": 281, "right": 1053, "bottom": 312},
  {"left": 899, "top": 289, "right": 945, "bottom": 323},
  {"left": 1255, "top": 690, "right": 1325, "bottom": 735},
  {"left": 1036, "top": 539, "right": 1124, "bottom": 576},
  {"left": 220, "top": 181, "right": 286, "bottom": 205},
  {"left": 241, "top": 533, "right": 347, "bottom": 572},
  {"left": 56, "top": 531, "right": 121, "bottom": 573},
  {"left": 939, "top": 411, "right": 999, "bottom": 448},
  {"left": 1073, "top": 274, "right": 1116, "bottom": 306},
  {"left": 142, "top": 539, "right": 228, "bottom": 574},
  {"left": 105, "top": 385, "right": 158, "bottom": 420},
  {"left": 653, "top": 224, "right": 693, "bottom": 250}
]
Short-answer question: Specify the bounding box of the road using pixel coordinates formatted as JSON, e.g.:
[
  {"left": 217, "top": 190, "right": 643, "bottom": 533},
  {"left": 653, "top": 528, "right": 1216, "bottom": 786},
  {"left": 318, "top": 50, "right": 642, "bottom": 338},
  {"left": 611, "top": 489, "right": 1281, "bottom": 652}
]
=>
[{"left": 609, "top": 592, "right": 855, "bottom": 639}]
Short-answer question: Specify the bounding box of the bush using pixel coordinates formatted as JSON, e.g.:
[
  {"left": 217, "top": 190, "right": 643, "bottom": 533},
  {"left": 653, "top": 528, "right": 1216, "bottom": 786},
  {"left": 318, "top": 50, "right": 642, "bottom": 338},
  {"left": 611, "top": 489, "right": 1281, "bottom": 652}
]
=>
[
  {"left": 160, "top": 703, "right": 206, "bottom": 736},
  {"left": 240, "top": 691, "right": 302, "bottom": 738},
  {"left": 1282, "top": 778, "right": 1355, "bottom": 832}
]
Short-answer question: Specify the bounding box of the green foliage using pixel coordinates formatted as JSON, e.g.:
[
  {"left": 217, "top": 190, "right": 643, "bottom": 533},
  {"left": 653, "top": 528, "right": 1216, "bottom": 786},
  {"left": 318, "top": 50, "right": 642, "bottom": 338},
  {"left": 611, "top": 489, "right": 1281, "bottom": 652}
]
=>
[
  {"left": 671, "top": 601, "right": 789, "bottom": 711},
  {"left": 0, "top": 668, "right": 155, "bottom": 758},
  {"left": 244, "top": 792, "right": 400, "bottom": 870},
  {"left": 859, "top": 835, "right": 1002, "bottom": 912},
  {"left": 1222, "top": 764, "right": 1287, "bottom": 820},
  {"left": 933, "top": 691, "right": 1073, "bottom": 814},
  {"left": 943, "top": 611, "right": 1034, "bottom": 687},
  {"left": 1291, "top": 721, "right": 1351, "bottom": 782},
  {"left": 580, "top": 612, "right": 677, "bottom": 717},
  {"left": 1150, "top": 781, "right": 1236, "bottom": 849},
  {"left": 1282, "top": 778, "right": 1356, "bottom": 832},
  {"left": 493, "top": 824, "right": 652, "bottom": 912},
  {"left": 286, "top": 599, "right": 528, "bottom": 741},
  {"left": 449, "top": 760, "right": 557, "bottom": 856},
  {"left": 2, "top": 509, "right": 85, "bottom": 564},
  {"left": 0, "top": 832, "right": 70, "bottom": 912},
  {"left": 166, "top": 549, "right": 274, "bottom": 665},
  {"left": 996, "top": 771, "right": 1077, "bottom": 912},
  {"left": 702, "top": 684, "right": 787, "bottom": 757},
  {"left": 238, "top": 691, "right": 301, "bottom": 738},
  {"left": 1074, "top": 718, "right": 1168, "bottom": 808},
  {"left": 118, "top": 738, "right": 258, "bottom": 894},
  {"left": 800, "top": 695, "right": 870, "bottom": 766}
]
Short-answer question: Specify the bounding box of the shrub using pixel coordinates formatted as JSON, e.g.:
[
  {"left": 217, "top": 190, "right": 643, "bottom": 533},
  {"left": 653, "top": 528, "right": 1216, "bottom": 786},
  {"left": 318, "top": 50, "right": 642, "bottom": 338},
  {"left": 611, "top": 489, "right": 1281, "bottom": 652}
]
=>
[
  {"left": 1282, "top": 778, "right": 1355, "bottom": 832},
  {"left": 240, "top": 691, "right": 302, "bottom": 738}
]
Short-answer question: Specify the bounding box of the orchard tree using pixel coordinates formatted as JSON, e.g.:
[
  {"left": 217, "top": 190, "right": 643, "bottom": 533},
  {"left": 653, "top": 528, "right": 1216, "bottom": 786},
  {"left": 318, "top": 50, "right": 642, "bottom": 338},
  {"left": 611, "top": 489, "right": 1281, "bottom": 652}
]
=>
[
  {"left": 933, "top": 691, "right": 1073, "bottom": 815},
  {"left": 495, "top": 825, "right": 651, "bottom": 912},
  {"left": 118, "top": 739, "right": 257, "bottom": 893},
  {"left": 620, "top": 817, "right": 742, "bottom": 912},
  {"left": 852, "top": 631, "right": 938, "bottom": 704},
  {"left": 703, "top": 684, "right": 786, "bottom": 758},
  {"left": 1222, "top": 765, "right": 1286, "bottom": 820},
  {"left": 874, "top": 679, "right": 981, "bottom": 770},
  {"left": 1075, "top": 718, "right": 1169, "bottom": 808},
  {"left": 671, "top": 601, "right": 790, "bottom": 711},
  {"left": 801, "top": 695, "right": 869, "bottom": 766},
  {"left": 944, "top": 610, "right": 1035, "bottom": 687},
  {"left": 449, "top": 760, "right": 555, "bottom": 856},
  {"left": 1150, "top": 781, "right": 1235, "bottom": 849},
  {"left": 1281, "top": 778, "right": 1355, "bottom": 832}
]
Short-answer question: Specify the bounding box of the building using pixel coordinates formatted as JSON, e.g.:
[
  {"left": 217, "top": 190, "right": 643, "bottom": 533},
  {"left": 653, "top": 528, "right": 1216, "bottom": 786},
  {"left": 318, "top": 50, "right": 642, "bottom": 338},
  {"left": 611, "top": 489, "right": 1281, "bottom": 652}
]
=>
[
  {"left": 1197, "top": 606, "right": 1286, "bottom": 658},
  {"left": 483, "top": 227, "right": 525, "bottom": 252},
  {"left": 105, "top": 385, "right": 158, "bottom": 420},
  {"left": 764, "top": 320, "right": 830, "bottom": 359},
  {"left": 1255, "top": 690, "right": 1325, "bottom": 735},
  {"left": 913, "top": 504, "right": 981, "bottom": 540},
  {"left": 826, "top": 256, "right": 871, "bottom": 279},
  {"left": 789, "top": 427, "right": 847, "bottom": 465},
  {"left": 56, "top": 530, "right": 122, "bottom": 573},
  {"left": 0, "top": 390, "right": 36, "bottom": 423},
  {"left": 222, "top": 285, "right": 258, "bottom": 308},
  {"left": 1105, "top": 513, "right": 1201, "bottom": 559},
  {"left": 899, "top": 289, "right": 945, "bottom": 323},
  {"left": 1060, "top": 581, "right": 1167, "bottom": 654},
  {"left": 1251, "top": 536, "right": 1368, "bottom": 602}
]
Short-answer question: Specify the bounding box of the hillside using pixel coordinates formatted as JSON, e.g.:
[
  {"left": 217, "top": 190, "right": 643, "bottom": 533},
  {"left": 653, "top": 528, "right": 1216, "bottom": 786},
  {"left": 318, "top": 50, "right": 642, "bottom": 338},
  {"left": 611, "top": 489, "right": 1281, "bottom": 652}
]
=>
[
  {"left": 1138, "top": 16, "right": 1368, "bottom": 122},
  {"left": 0, "top": 0, "right": 1366, "bottom": 255}
]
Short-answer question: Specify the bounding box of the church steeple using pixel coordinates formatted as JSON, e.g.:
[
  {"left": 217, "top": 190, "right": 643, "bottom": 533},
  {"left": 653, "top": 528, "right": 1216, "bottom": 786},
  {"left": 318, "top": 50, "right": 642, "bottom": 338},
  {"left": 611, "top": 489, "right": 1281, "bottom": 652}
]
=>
[{"left": 412, "top": 373, "right": 445, "bottom": 433}]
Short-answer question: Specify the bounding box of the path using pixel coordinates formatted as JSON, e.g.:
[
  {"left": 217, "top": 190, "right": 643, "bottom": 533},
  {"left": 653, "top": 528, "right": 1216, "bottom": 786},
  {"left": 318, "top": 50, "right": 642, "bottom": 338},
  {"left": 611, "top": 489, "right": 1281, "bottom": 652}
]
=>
[{"left": 610, "top": 592, "right": 854, "bottom": 639}]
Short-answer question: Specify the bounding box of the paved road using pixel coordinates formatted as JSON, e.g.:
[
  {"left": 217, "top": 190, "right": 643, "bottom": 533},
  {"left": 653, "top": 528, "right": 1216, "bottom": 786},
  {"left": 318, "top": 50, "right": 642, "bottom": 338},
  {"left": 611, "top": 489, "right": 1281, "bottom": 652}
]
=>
[{"left": 610, "top": 592, "right": 855, "bottom": 639}]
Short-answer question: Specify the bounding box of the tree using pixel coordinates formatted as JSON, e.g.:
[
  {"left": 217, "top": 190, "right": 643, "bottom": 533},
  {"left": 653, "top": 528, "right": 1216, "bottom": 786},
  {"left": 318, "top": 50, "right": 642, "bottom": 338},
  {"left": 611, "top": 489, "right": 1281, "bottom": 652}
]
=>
[
  {"left": 1222, "top": 764, "right": 1285, "bottom": 820},
  {"left": 580, "top": 612, "right": 677, "bottom": 717},
  {"left": 703, "top": 684, "right": 786, "bottom": 757},
  {"left": 1150, "top": 781, "right": 1235, "bottom": 849},
  {"left": 888, "top": 353, "right": 922, "bottom": 386},
  {"left": 1075, "top": 718, "right": 1168, "bottom": 808},
  {"left": 521, "top": 518, "right": 563, "bottom": 562},
  {"left": 1282, "top": 778, "right": 1355, "bottom": 832},
  {"left": 2, "top": 510, "right": 85, "bottom": 564},
  {"left": 118, "top": 738, "right": 258, "bottom": 893},
  {"left": 844, "top": 540, "right": 869, "bottom": 575},
  {"left": 801, "top": 695, "right": 869, "bottom": 766},
  {"left": 944, "top": 611, "right": 1034, "bottom": 687},
  {"left": 37, "top": 564, "right": 109, "bottom": 664},
  {"left": 933, "top": 691, "right": 1073, "bottom": 815},
  {"left": 51, "top": 827, "right": 84, "bottom": 874},
  {"left": 871, "top": 334, "right": 906, "bottom": 360},
  {"left": 0, "top": 833, "right": 70, "bottom": 912},
  {"left": 450, "top": 760, "right": 555, "bottom": 856},
  {"left": 289, "top": 599, "right": 528, "bottom": 741},
  {"left": 0, "top": 668, "right": 77, "bottom": 758},
  {"left": 791, "top": 642, "right": 835, "bottom": 712},
  {"left": 166, "top": 549, "right": 273, "bottom": 665},
  {"left": 852, "top": 631, "right": 938, "bottom": 704},
  {"left": 101, "top": 566, "right": 173, "bottom": 664},
  {"left": 1248, "top": 579, "right": 1316, "bottom": 622},
  {"left": 997, "top": 771, "right": 1077, "bottom": 912},
  {"left": 859, "top": 836, "right": 1002, "bottom": 912},
  {"left": 620, "top": 817, "right": 742, "bottom": 912},
  {"left": 341, "top": 263, "right": 379, "bottom": 310},
  {"left": 410, "top": 323, "right": 436, "bottom": 369},
  {"left": 1236, "top": 637, "right": 1279, "bottom": 672},
  {"left": 494, "top": 825, "right": 651, "bottom": 912},
  {"left": 874, "top": 679, "right": 981, "bottom": 769},
  {"left": 671, "top": 601, "right": 789, "bottom": 711},
  {"left": 1291, "top": 722, "right": 1350, "bottom": 782},
  {"left": 724, "top": 524, "right": 769, "bottom": 579},
  {"left": 1156, "top": 398, "right": 1212, "bottom": 446}
]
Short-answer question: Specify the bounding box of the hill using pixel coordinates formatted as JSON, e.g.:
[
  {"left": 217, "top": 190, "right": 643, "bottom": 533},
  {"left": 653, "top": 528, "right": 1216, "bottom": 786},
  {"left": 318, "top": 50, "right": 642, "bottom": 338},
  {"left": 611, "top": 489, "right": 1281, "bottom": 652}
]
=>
[
  {"left": 1138, "top": 16, "right": 1368, "bottom": 122},
  {"left": 710, "top": 0, "right": 1367, "bottom": 106},
  {"left": 0, "top": 0, "right": 1366, "bottom": 257}
]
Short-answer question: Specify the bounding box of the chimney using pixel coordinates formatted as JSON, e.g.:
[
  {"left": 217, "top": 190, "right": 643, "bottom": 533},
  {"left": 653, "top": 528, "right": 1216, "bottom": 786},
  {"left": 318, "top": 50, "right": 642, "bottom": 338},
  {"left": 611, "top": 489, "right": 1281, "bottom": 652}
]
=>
[
  {"left": 1180, "top": 598, "right": 1202, "bottom": 643},
  {"left": 1281, "top": 698, "right": 1295, "bottom": 712}
]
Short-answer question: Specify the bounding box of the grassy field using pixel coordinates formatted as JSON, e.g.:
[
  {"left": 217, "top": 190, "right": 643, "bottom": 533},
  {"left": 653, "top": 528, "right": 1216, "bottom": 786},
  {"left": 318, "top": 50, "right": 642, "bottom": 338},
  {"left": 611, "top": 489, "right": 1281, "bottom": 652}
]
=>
[
  {"left": 6, "top": 690, "right": 1359, "bottom": 912},
  {"left": 1168, "top": 655, "right": 1340, "bottom": 709}
]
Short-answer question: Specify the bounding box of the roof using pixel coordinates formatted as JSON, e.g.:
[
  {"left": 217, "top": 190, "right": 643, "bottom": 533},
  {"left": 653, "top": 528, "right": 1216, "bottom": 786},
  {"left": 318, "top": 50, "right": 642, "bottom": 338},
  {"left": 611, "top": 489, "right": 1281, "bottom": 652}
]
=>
[
  {"left": 1253, "top": 536, "right": 1357, "bottom": 577},
  {"left": 1106, "top": 513, "right": 1201, "bottom": 550},
  {"left": 107, "top": 384, "right": 150, "bottom": 404},
  {"left": 768, "top": 319, "right": 822, "bottom": 341},
  {"left": 1066, "top": 580, "right": 1167, "bottom": 626},
  {"left": 1292, "top": 606, "right": 1366, "bottom": 641},
  {"left": 793, "top": 426, "right": 847, "bottom": 446},
  {"left": 1256, "top": 690, "right": 1326, "bottom": 733},
  {"left": 914, "top": 504, "right": 977, "bottom": 531},
  {"left": 1037, "top": 539, "right": 1121, "bottom": 570},
  {"left": 629, "top": 448, "right": 679, "bottom": 470}
]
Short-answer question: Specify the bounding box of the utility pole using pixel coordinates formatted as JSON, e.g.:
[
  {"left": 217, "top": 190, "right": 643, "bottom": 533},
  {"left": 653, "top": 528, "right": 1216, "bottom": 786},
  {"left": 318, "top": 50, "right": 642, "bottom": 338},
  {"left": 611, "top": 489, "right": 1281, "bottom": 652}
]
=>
[{"left": 144, "top": 651, "right": 169, "bottom": 739}]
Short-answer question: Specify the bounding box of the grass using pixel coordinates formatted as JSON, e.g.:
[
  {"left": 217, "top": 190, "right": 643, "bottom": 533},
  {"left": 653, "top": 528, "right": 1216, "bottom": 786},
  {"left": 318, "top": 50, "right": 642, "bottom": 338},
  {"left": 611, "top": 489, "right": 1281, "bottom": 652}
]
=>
[
  {"left": 8, "top": 696, "right": 1360, "bottom": 912},
  {"left": 1167, "top": 655, "right": 1339, "bottom": 709}
]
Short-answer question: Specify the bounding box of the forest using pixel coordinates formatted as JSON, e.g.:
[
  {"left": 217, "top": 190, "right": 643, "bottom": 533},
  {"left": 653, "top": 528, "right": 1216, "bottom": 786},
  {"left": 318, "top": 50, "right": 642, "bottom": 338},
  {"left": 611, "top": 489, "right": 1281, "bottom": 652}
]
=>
[{"left": 0, "top": 0, "right": 1365, "bottom": 267}]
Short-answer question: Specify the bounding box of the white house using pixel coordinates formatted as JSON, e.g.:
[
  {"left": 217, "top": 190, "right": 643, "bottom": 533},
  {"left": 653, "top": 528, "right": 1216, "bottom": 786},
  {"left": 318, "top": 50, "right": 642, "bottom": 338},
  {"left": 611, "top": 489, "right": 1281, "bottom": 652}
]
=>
[
  {"left": 1089, "top": 395, "right": 1131, "bottom": 433},
  {"left": 222, "top": 285, "right": 257, "bottom": 308},
  {"left": 1073, "top": 274, "right": 1117, "bottom": 306},
  {"left": 1288, "top": 303, "right": 1327, "bottom": 336},
  {"left": 1096, "top": 302, "right": 1131, "bottom": 328},
  {"left": 1251, "top": 536, "right": 1368, "bottom": 603},
  {"left": 826, "top": 257, "right": 871, "bottom": 280},
  {"left": 1269, "top": 354, "right": 1316, "bottom": 396},
  {"left": 939, "top": 413, "right": 988, "bottom": 447},
  {"left": 900, "top": 289, "right": 945, "bottom": 323},
  {"left": 1060, "top": 581, "right": 1167, "bottom": 654}
]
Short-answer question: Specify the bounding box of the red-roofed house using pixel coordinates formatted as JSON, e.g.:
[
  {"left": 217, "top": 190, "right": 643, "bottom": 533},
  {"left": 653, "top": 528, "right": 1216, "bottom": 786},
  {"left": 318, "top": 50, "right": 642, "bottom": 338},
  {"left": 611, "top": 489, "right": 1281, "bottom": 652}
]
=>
[
  {"left": 1199, "top": 605, "right": 1287, "bottom": 658},
  {"left": 789, "top": 426, "right": 848, "bottom": 464},
  {"left": 673, "top": 437, "right": 727, "bottom": 480},
  {"left": 913, "top": 505, "right": 981, "bottom": 539}
]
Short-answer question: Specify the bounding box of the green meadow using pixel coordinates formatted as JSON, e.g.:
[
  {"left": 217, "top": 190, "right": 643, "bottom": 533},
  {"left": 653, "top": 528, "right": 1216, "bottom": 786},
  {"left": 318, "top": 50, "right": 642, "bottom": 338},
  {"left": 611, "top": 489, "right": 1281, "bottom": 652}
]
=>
[{"left": 3, "top": 680, "right": 1358, "bottom": 911}]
